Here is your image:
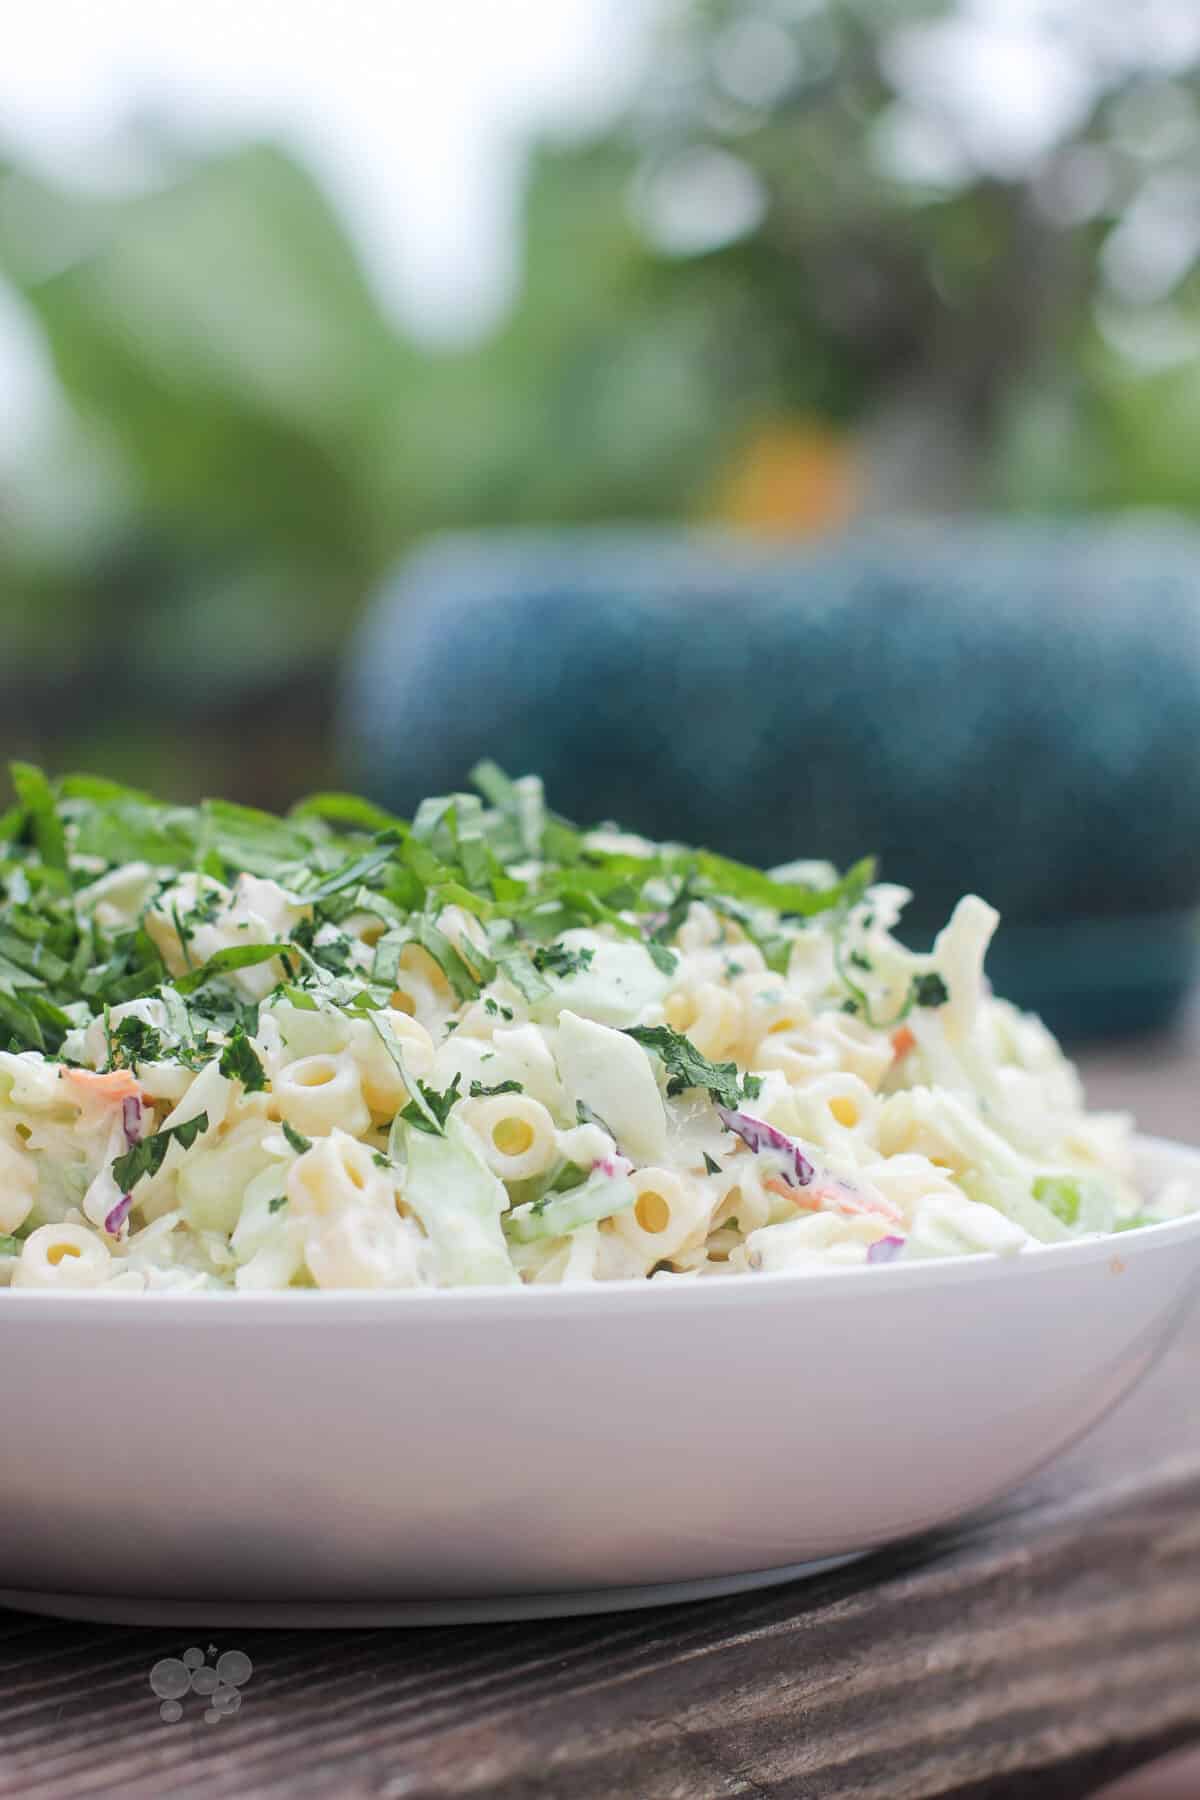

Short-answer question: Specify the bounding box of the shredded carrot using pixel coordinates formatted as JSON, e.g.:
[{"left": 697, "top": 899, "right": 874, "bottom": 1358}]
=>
[
  {"left": 63, "top": 1068, "right": 144, "bottom": 1104},
  {"left": 766, "top": 1172, "right": 903, "bottom": 1224},
  {"left": 765, "top": 1174, "right": 819, "bottom": 1208},
  {"left": 814, "top": 1184, "right": 904, "bottom": 1224},
  {"left": 891, "top": 1025, "right": 916, "bottom": 1059}
]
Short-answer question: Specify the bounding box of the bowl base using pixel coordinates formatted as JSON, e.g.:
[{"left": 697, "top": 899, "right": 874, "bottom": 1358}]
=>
[{"left": 0, "top": 1557, "right": 864, "bottom": 1628}]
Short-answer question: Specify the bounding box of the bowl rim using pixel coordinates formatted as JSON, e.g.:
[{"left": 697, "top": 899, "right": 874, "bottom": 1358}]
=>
[{"left": 3, "top": 1134, "right": 1198, "bottom": 1324}]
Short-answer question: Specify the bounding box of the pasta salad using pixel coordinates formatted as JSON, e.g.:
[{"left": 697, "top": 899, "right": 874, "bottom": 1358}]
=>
[{"left": 0, "top": 763, "right": 1184, "bottom": 1294}]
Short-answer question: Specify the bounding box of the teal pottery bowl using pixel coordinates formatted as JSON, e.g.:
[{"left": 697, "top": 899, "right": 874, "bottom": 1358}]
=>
[{"left": 340, "top": 523, "right": 1200, "bottom": 1041}]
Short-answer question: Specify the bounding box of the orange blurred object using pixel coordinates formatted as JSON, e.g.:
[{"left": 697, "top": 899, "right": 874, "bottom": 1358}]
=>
[{"left": 711, "top": 419, "right": 858, "bottom": 535}]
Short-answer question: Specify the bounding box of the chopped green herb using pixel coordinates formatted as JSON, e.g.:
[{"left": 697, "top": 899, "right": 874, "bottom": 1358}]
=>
[
  {"left": 218, "top": 1024, "right": 267, "bottom": 1093},
  {"left": 624, "top": 1024, "right": 753, "bottom": 1110},
  {"left": 399, "top": 1073, "right": 462, "bottom": 1136},
  {"left": 267, "top": 1195, "right": 288, "bottom": 1215},
  {"left": 702, "top": 1152, "right": 722, "bottom": 1176},
  {"left": 282, "top": 1121, "right": 312, "bottom": 1155},
  {"left": 112, "top": 1112, "right": 210, "bottom": 1192},
  {"left": 468, "top": 1079, "right": 524, "bottom": 1098},
  {"left": 176, "top": 941, "right": 291, "bottom": 996},
  {"left": 647, "top": 943, "right": 678, "bottom": 977},
  {"left": 531, "top": 942, "right": 596, "bottom": 980},
  {"left": 911, "top": 972, "right": 950, "bottom": 1009},
  {"left": 109, "top": 1015, "right": 165, "bottom": 1070},
  {"left": 492, "top": 948, "right": 550, "bottom": 1005}
]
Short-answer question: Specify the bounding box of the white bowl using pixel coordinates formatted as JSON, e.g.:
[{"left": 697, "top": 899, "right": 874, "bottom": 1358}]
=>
[{"left": 4, "top": 1135, "right": 1200, "bottom": 1628}]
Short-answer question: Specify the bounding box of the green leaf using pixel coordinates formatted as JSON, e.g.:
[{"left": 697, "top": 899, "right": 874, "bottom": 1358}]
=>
[
  {"left": 0, "top": 987, "right": 45, "bottom": 1050},
  {"left": 112, "top": 1112, "right": 210, "bottom": 1192},
  {"left": 219, "top": 1023, "right": 267, "bottom": 1092},
  {"left": 492, "top": 948, "right": 551, "bottom": 1004},
  {"left": 176, "top": 941, "right": 292, "bottom": 996},
  {"left": 0, "top": 1234, "right": 20, "bottom": 1257},
  {"left": 289, "top": 792, "right": 405, "bottom": 835},
  {"left": 9, "top": 764, "right": 67, "bottom": 875},
  {"left": 0, "top": 930, "right": 70, "bottom": 987},
  {"left": 57, "top": 774, "right": 158, "bottom": 805},
  {"left": 911, "top": 972, "right": 950, "bottom": 1009},
  {"left": 468, "top": 1079, "right": 524, "bottom": 1098},
  {"left": 648, "top": 943, "right": 679, "bottom": 977},
  {"left": 531, "top": 942, "right": 595, "bottom": 980},
  {"left": 624, "top": 1023, "right": 746, "bottom": 1109},
  {"left": 110, "top": 1014, "right": 166, "bottom": 1070},
  {"left": 200, "top": 798, "right": 314, "bottom": 874},
  {"left": 470, "top": 760, "right": 517, "bottom": 812},
  {"left": 71, "top": 799, "right": 198, "bottom": 869},
  {"left": 408, "top": 918, "right": 492, "bottom": 1000},
  {"left": 288, "top": 833, "right": 402, "bottom": 906},
  {"left": 698, "top": 850, "right": 876, "bottom": 919},
  {"left": 368, "top": 1014, "right": 447, "bottom": 1137},
  {"left": 282, "top": 1121, "right": 312, "bottom": 1155},
  {"left": 399, "top": 1072, "right": 462, "bottom": 1136}
]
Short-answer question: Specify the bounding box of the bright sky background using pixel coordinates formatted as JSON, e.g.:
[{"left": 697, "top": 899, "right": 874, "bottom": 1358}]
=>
[{"left": 0, "top": 0, "right": 652, "bottom": 456}]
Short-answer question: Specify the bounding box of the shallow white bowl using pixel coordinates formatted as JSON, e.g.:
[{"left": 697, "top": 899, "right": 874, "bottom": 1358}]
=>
[{"left": 4, "top": 1134, "right": 1200, "bottom": 1627}]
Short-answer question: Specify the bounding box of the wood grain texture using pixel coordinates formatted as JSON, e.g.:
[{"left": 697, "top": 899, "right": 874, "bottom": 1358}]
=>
[{"left": 3, "top": 1032, "right": 1200, "bottom": 1800}]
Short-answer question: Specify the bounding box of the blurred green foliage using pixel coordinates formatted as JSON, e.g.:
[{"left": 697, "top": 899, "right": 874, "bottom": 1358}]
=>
[{"left": 1, "top": 0, "right": 1198, "bottom": 797}]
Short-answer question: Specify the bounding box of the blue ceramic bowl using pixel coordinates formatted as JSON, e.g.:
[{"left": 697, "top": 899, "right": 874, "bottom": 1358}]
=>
[{"left": 340, "top": 523, "right": 1200, "bottom": 1039}]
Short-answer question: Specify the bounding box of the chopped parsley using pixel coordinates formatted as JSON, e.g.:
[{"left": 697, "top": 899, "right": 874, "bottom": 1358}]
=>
[
  {"left": 647, "top": 943, "right": 678, "bottom": 977},
  {"left": 469, "top": 1078, "right": 524, "bottom": 1098},
  {"left": 624, "top": 1024, "right": 756, "bottom": 1110},
  {"left": 399, "top": 1073, "right": 462, "bottom": 1135},
  {"left": 267, "top": 1195, "right": 288, "bottom": 1215},
  {"left": 911, "top": 972, "right": 950, "bottom": 1009},
  {"left": 0, "top": 1233, "right": 20, "bottom": 1257},
  {"left": 185, "top": 890, "right": 223, "bottom": 929},
  {"left": 0, "top": 764, "right": 879, "bottom": 1180},
  {"left": 531, "top": 942, "right": 595, "bottom": 980},
  {"left": 111, "top": 1112, "right": 210, "bottom": 1192},
  {"left": 218, "top": 1024, "right": 267, "bottom": 1092},
  {"left": 702, "top": 1152, "right": 722, "bottom": 1176},
  {"left": 108, "top": 1014, "right": 165, "bottom": 1070}
]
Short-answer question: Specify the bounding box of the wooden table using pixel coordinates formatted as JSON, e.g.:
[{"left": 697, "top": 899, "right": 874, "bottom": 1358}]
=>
[{"left": 3, "top": 1025, "right": 1200, "bottom": 1800}]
